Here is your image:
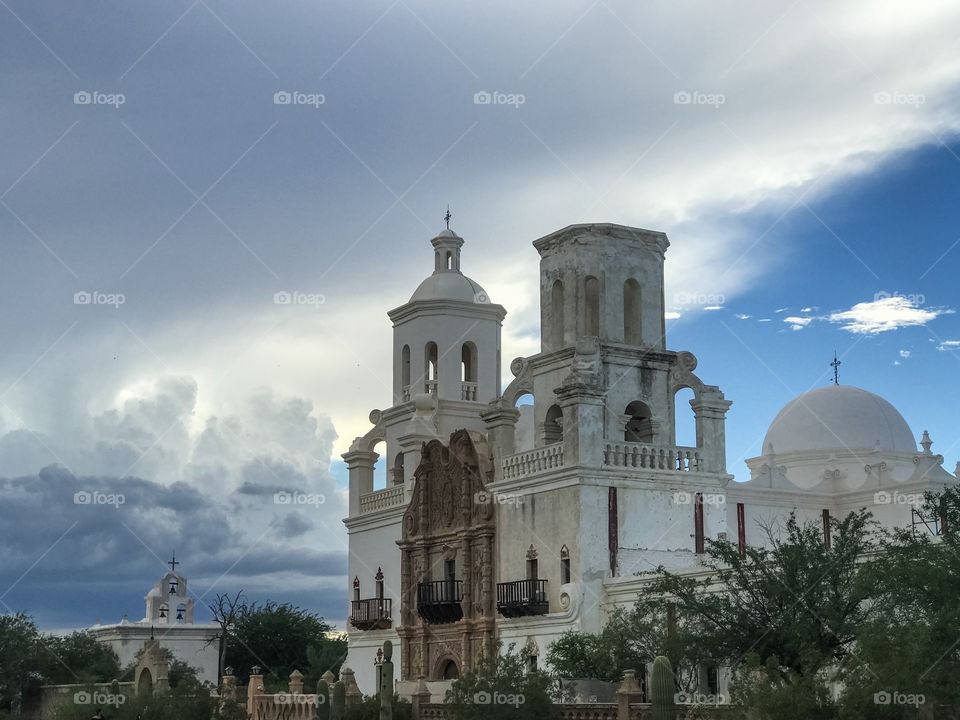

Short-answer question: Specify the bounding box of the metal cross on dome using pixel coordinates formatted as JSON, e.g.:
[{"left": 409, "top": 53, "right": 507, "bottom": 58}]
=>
[
  {"left": 168, "top": 553, "right": 179, "bottom": 572},
  {"left": 444, "top": 205, "right": 452, "bottom": 229},
  {"left": 831, "top": 354, "right": 842, "bottom": 385}
]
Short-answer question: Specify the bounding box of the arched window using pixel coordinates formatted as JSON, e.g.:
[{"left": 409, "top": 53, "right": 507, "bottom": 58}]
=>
[
  {"left": 461, "top": 343, "right": 477, "bottom": 382},
  {"left": 526, "top": 545, "right": 539, "bottom": 579},
  {"left": 158, "top": 603, "right": 169, "bottom": 622},
  {"left": 560, "top": 545, "right": 571, "bottom": 584},
  {"left": 513, "top": 392, "right": 535, "bottom": 453},
  {"left": 544, "top": 404, "right": 564, "bottom": 444},
  {"left": 551, "top": 279, "right": 565, "bottom": 349},
  {"left": 425, "top": 342, "right": 438, "bottom": 393},
  {"left": 584, "top": 276, "right": 600, "bottom": 337},
  {"left": 624, "top": 279, "right": 641, "bottom": 345},
  {"left": 176, "top": 604, "right": 186, "bottom": 623},
  {"left": 441, "top": 660, "right": 460, "bottom": 680},
  {"left": 401, "top": 345, "right": 411, "bottom": 394},
  {"left": 674, "top": 388, "right": 697, "bottom": 447},
  {"left": 372, "top": 440, "right": 387, "bottom": 491},
  {"left": 393, "top": 452, "right": 405, "bottom": 484},
  {"left": 445, "top": 251, "right": 453, "bottom": 270},
  {"left": 624, "top": 400, "right": 655, "bottom": 443}
]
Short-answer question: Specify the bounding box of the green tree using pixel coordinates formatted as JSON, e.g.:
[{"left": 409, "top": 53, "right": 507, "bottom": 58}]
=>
[
  {"left": 39, "top": 631, "right": 121, "bottom": 685},
  {"left": 445, "top": 644, "right": 556, "bottom": 720},
  {"left": 644, "top": 511, "right": 882, "bottom": 680},
  {"left": 838, "top": 486, "right": 960, "bottom": 716},
  {"left": 546, "top": 598, "right": 707, "bottom": 690},
  {"left": 49, "top": 679, "right": 219, "bottom": 720},
  {"left": 0, "top": 613, "right": 41, "bottom": 713},
  {"left": 729, "top": 654, "right": 836, "bottom": 720},
  {"left": 223, "top": 601, "right": 344, "bottom": 688},
  {"left": 343, "top": 693, "right": 412, "bottom": 720}
]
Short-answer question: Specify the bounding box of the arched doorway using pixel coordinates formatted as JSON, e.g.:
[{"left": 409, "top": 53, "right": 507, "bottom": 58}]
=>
[
  {"left": 440, "top": 659, "right": 460, "bottom": 680},
  {"left": 137, "top": 667, "right": 153, "bottom": 696}
]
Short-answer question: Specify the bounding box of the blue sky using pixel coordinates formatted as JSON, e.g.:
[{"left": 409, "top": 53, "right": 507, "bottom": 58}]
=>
[{"left": 1, "top": 0, "right": 959, "bottom": 631}]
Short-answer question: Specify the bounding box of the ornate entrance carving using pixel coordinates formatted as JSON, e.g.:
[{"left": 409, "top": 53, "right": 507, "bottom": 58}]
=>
[{"left": 397, "top": 429, "right": 496, "bottom": 681}]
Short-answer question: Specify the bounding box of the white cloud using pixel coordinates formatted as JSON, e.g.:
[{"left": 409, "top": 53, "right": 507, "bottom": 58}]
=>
[
  {"left": 899, "top": 350, "right": 911, "bottom": 358},
  {"left": 735, "top": 313, "right": 751, "bottom": 320},
  {"left": 938, "top": 340, "right": 960, "bottom": 351},
  {"left": 784, "top": 316, "right": 814, "bottom": 331},
  {"left": 704, "top": 305, "right": 725, "bottom": 311},
  {"left": 757, "top": 318, "right": 772, "bottom": 323},
  {"left": 828, "top": 296, "right": 950, "bottom": 334},
  {"left": 665, "top": 311, "right": 683, "bottom": 320}
]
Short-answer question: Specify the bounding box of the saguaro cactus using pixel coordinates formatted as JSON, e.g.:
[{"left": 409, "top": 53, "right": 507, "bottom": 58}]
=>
[
  {"left": 315, "top": 678, "right": 330, "bottom": 720},
  {"left": 331, "top": 680, "right": 346, "bottom": 720},
  {"left": 651, "top": 656, "right": 675, "bottom": 720},
  {"left": 379, "top": 640, "right": 394, "bottom": 720}
]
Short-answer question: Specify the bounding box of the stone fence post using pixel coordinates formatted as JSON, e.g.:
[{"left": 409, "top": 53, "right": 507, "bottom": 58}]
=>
[
  {"left": 340, "top": 667, "right": 362, "bottom": 706},
  {"left": 288, "top": 669, "right": 304, "bottom": 695},
  {"left": 617, "top": 670, "right": 641, "bottom": 720},
  {"left": 411, "top": 676, "right": 431, "bottom": 720},
  {"left": 247, "top": 669, "right": 264, "bottom": 717}
]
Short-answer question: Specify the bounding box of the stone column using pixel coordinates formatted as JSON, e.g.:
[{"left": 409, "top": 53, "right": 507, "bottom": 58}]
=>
[
  {"left": 555, "top": 382, "right": 606, "bottom": 468},
  {"left": 480, "top": 404, "right": 520, "bottom": 480},
  {"left": 691, "top": 388, "right": 732, "bottom": 474},
  {"left": 343, "top": 449, "right": 379, "bottom": 515}
]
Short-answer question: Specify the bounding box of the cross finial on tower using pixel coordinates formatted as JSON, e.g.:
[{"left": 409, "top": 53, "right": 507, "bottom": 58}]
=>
[
  {"left": 444, "top": 205, "right": 452, "bottom": 230},
  {"left": 168, "top": 553, "right": 179, "bottom": 572},
  {"left": 830, "top": 353, "right": 842, "bottom": 385}
]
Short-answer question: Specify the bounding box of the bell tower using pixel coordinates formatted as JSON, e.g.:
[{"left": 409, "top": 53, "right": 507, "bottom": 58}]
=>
[
  {"left": 389, "top": 227, "right": 505, "bottom": 408},
  {"left": 535, "top": 223, "right": 669, "bottom": 353}
]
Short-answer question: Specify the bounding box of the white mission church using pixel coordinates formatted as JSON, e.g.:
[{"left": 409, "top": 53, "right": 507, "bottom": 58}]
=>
[{"left": 342, "top": 221, "right": 958, "bottom": 696}]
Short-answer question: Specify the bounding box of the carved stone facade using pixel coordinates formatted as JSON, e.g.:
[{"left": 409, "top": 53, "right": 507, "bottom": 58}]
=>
[{"left": 397, "top": 429, "right": 497, "bottom": 681}]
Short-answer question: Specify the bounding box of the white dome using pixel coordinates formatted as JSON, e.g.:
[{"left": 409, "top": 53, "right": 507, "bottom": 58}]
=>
[
  {"left": 762, "top": 385, "right": 917, "bottom": 455},
  {"left": 410, "top": 272, "right": 488, "bottom": 303}
]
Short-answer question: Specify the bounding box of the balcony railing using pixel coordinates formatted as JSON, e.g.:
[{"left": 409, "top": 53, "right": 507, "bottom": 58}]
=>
[
  {"left": 461, "top": 381, "right": 478, "bottom": 401},
  {"left": 416, "top": 580, "right": 463, "bottom": 624},
  {"left": 502, "top": 443, "right": 564, "bottom": 479},
  {"left": 349, "top": 598, "right": 392, "bottom": 631},
  {"left": 425, "top": 379, "right": 437, "bottom": 395},
  {"left": 359, "top": 484, "right": 405, "bottom": 514},
  {"left": 496, "top": 579, "right": 548, "bottom": 618},
  {"left": 603, "top": 442, "right": 702, "bottom": 471}
]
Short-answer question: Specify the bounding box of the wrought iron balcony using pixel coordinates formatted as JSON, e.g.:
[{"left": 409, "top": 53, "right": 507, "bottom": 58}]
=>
[
  {"left": 349, "top": 598, "right": 392, "bottom": 631},
  {"left": 416, "top": 580, "right": 463, "bottom": 624},
  {"left": 496, "top": 579, "right": 548, "bottom": 618}
]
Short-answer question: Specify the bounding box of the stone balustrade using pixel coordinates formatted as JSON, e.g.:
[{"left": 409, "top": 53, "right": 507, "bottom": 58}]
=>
[
  {"left": 461, "top": 381, "right": 478, "bottom": 400},
  {"left": 502, "top": 442, "right": 564, "bottom": 479},
  {"left": 359, "top": 484, "right": 406, "bottom": 513},
  {"left": 603, "top": 442, "right": 702, "bottom": 472},
  {"left": 250, "top": 693, "right": 317, "bottom": 720}
]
